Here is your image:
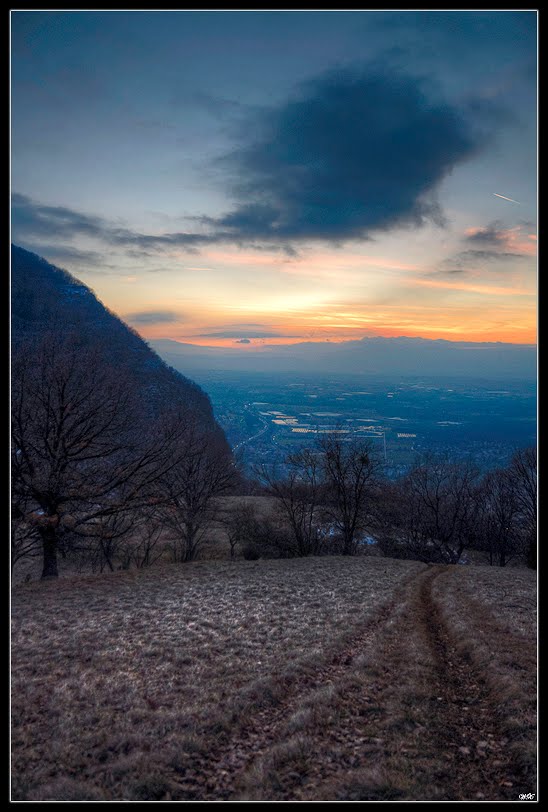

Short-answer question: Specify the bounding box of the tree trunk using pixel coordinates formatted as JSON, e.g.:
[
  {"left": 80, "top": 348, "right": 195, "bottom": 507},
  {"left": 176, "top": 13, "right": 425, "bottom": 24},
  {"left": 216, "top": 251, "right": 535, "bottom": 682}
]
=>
[
  {"left": 527, "top": 534, "right": 537, "bottom": 569},
  {"left": 40, "top": 525, "right": 59, "bottom": 579},
  {"left": 342, "top": 532, "right": 354, "bottom": 556}
]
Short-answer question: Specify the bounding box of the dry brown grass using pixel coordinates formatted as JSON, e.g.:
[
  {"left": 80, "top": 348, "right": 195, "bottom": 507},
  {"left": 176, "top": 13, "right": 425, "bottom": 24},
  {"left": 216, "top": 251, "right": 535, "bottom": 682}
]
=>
[
  {"left": 11, "top": 556, "right": 536, "bottom": 801},
  {"left": 283, "top": 565, "right": 537, "bottom": 802},
  {"left": 11, "top": 555, "right": 421, "bottom": 800},
  {"left": 443, "top": 565, "right": 536, "bottom": 640},
  {"left": 431, "top": 566, "right": 537, "bottom": 781}
]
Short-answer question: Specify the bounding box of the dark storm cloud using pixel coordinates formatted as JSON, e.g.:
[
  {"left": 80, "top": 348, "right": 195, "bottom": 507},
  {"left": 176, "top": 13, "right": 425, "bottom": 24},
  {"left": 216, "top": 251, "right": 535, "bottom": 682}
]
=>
[
  {"left": 126, "top": 310, "right": 181, "bottom": 325},
  {"left": 203, "top": 65, "right": 491, "bottom": 244},
  {"left": 12, "top": 65, "right": 495, "bottom": 253},
  {"left": 11, "top": 192, "right": 301, "bottom": 257}
]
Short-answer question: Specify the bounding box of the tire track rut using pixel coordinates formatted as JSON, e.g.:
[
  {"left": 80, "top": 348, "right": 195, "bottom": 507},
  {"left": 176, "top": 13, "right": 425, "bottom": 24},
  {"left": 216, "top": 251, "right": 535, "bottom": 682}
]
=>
[{"left": 167, "top": 565, "right": 535, "bottom": 801}]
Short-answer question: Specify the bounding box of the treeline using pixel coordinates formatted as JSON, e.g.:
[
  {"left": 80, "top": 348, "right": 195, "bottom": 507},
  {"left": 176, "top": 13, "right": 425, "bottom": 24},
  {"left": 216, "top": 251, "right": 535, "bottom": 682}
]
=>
[
  {"left": 11, "top": 331, "right": 536, "bottom": 578},
  {"left": 11, "top": 331, "right": 236, "bottom": 578},
  {"left": 227, "top": 439, "right": 537, "bottom": 569}
]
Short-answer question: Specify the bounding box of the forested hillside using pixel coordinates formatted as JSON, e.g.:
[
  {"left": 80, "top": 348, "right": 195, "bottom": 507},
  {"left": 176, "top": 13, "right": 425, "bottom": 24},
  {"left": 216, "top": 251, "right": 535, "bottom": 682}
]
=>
[
  {"left": 11, "top": 244, "right": 227, "bottom": 436},
  {"left": 11, "top": 245, "right": 234, "bottom": 578}
]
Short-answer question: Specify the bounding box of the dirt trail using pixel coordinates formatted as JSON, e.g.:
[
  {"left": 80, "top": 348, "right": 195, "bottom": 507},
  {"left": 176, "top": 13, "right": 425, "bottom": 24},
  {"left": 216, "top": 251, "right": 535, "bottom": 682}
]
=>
[
  {"left": 167, "top": 565, "right": 535, "bottom": 802},
  {"left": 383, "top": 566, "right": 532, "bottom": 801}
]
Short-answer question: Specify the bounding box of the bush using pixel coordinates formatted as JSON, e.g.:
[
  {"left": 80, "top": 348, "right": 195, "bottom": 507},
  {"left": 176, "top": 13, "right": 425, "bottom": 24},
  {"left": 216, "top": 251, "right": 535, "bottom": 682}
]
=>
[{"left": 242, "top": 544, "right": 261, "bottom": 560}]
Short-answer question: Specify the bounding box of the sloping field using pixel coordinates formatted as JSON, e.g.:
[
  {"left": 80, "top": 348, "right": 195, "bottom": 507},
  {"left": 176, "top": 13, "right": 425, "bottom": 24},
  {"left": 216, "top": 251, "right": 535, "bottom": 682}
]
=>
[{"left": 11, "top": 558, "right": 536, "bottom": 801}]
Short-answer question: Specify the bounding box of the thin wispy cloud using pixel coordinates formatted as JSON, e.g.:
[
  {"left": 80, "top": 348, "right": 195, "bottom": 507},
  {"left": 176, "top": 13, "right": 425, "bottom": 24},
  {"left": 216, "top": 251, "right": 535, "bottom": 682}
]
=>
[
  {"left": 410, "top": 277, "right": 534, "bottom": 297},
  {"left": 125, "top": 310, "right": 183, "bottom": 325},
  {"left": 463, "top": 222, "right": 536, "bottom": 256},
  {"left": 432, "top": 221, "right": 537, "bottom": 276},
  {"left": 197, "top": 330, "right": 298, "bottom": 339}
]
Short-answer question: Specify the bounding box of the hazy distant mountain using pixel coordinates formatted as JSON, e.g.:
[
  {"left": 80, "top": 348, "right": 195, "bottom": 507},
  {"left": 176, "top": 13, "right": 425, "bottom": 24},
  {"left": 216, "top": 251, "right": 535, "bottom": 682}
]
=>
[
  {"left": 11, "top": 245, "right": 229, "bottom": 444},
  {"left": 150, "top": 336, "right": 537, "bottom": 380}
]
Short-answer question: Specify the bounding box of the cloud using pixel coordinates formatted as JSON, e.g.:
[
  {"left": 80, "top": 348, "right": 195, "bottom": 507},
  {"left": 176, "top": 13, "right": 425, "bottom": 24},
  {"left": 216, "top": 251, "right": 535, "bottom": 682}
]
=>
[
  {"left": 11, "top": 192, "right": 229, "bottom": 259},
  {"left": 11, "top": 65, "right": 496, "bottom": 254},
  {"left": 13, "top": 240, "right": 104, "bottom": 266},
  {"left": 453, "top": 249, "right": 526, "bottom": 264},
  {"left": 203, "top": 64, "right": 491, "bottom": 244},
  {"left": 125, "top": 310, "right": 182, "bottom": 325},
  {"left": 463, "top": 221, "right": 536, "bottom": 256},
  {"left": 197, "top": 330, "right": 289, "bottom": 339},
  {"left": 235, "top": 338, "right": 251, "bottom": 344},
  {"left": 12, "top": 193, "right": 110, "bottom": 241},
  {"left": 10, "top": 192, "right": 224, "bottom": 253},
  {"left": 464, "top": 221, "right": 509, "bottom": 246},
  {"left": 434, "top": 221, "right": 537, "bottom": 274},
  {"left": 430, "top": 267, "right": 467, "bottom": 277}
]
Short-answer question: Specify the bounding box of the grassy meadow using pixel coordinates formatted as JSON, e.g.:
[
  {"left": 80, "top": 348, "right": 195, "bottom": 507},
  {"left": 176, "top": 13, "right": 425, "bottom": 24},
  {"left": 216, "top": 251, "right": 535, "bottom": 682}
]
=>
[{"left": 11, "top": 554, "right": 536, "bottom": 801}]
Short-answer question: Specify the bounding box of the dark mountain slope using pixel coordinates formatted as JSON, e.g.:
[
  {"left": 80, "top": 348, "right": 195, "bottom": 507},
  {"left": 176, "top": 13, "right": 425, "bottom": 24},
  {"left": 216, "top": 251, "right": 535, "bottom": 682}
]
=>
[{"left": 11, "top": 244, "right": 228, "bottom": 447}]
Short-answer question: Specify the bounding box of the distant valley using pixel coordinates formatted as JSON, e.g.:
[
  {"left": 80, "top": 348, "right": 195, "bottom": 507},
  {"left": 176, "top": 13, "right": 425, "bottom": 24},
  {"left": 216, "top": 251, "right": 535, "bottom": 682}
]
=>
[{"left": 149, "top": 364, "right": 537, "bottom": 476}]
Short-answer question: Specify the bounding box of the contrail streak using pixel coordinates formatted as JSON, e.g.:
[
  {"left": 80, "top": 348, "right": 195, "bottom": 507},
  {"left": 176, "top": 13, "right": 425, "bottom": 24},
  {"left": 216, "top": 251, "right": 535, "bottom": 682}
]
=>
[{"left": 493, "top": 193, "right": 520, "bottom": 204}]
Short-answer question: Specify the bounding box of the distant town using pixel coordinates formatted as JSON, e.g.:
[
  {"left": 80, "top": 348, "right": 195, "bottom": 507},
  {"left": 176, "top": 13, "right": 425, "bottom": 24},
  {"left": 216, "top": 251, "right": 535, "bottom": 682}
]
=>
[{"left": 188, "top": 370, "right": 537, "bottom": 477}]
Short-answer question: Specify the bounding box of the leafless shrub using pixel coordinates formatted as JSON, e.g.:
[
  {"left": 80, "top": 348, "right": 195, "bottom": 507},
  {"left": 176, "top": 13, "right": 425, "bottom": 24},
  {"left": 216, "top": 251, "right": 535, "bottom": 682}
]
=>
[
  {"left": 508, "top": 446, "right": 537, "bottom": 569},
  {"left": 126, "top": 774, "right": 173, "bottom": 801},
  {"left": 379, "top": 452, "right": 481, "bottom": 563},
  {"left": 256, "top": 448, "right": 326, "bottom": 557},
  {"left": 318, "top": 433, "right": 382, "bottom": 556},
  {"left": 332, "top": 769, "right": 409, "bottom": 801},
  {"left": 154, "top": 416, "right": 236, "bottom": 562},
  {"left": 475, "top": 467, "right": 526, "bottom": 567}
]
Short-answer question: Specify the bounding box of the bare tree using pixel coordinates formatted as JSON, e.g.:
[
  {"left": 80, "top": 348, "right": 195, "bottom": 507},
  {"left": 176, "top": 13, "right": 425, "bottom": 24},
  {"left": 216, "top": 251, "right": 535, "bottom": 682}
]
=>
[
  {"left": 219, "top": 501, "right": 283, "bottom": 559},
  {"left": 220, "top": 502, "right": 255, "bottom": 558},
  {"left": 130, "top": 507, "right": 167, "bottom": 569},
  {"left": 71, "top": 511, "right": 136, "bottom": 573},
  {"left": 477, "top": 468, "right": 523, "bottom": 567},
  {"left": 375, "top": 477, "right": 434, "bottom": 562},
  {"left": 508, "top": 446, "right": 537, "bottom": 569},
  {"left": 257, "top": 448, "right": 326, "bottom": 557},
  {"left": 385, "top": 453, "right": 481, "bottom": 564},
  {"left": 156, "top": 418, "right": 236, "bottom": 562},
  {"left": 11, "top": 332, "right": 181, "bottom": 578},
  {"left": 318, "top": 434, "right": 381, "bottom": 556}
]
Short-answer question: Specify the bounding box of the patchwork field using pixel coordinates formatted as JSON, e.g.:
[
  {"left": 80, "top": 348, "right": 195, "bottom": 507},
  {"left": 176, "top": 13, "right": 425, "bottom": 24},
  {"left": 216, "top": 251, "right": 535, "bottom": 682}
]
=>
[{"left": 11, "top": 557, "right": 536, "bottom": 801}]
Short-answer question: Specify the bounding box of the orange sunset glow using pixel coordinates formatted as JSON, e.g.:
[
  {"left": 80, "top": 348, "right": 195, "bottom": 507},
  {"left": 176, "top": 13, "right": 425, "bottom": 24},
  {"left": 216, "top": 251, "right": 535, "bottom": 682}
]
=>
[
  {"left": 86, "top": 236, "right": 536, "bottom": 349},
  {"left": 12, "top": 10, "right": 536, "bottom": 356}
]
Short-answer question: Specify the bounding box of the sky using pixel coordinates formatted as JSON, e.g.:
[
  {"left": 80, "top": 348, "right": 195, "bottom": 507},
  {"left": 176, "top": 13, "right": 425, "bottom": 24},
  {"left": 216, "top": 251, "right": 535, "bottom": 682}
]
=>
[{"left": 11, "top": 10, "right": 537, "bottom": 348}]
